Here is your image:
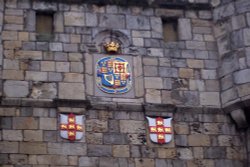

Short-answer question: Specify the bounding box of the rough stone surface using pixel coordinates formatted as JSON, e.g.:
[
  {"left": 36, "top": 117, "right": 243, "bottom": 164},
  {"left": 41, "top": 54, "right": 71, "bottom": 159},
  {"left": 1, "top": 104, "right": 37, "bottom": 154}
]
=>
[
  {"left": 4, "top": 80, "right": 29, "bottom": 98},
  {"left": 59, "top": 83, "right": 85, "bottom": 100}
]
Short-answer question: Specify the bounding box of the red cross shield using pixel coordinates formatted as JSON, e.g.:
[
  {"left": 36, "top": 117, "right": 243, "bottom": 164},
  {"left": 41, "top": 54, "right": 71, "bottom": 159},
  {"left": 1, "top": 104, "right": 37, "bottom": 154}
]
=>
[
  {"left": 146, "top": 116, "right": 173, "bottom": 144},
  {"left": 60, "top": 113, "right": 84, "bottom": 141}
]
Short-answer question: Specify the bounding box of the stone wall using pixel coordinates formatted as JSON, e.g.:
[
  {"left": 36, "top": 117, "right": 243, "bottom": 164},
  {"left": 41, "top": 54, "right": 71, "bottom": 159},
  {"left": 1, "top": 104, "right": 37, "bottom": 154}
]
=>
[
  {"left": 0, "top": 105, "right": 248, "bottom": 167},
  {"left": 213, "top": 0, "right": 250, "bottom": 109},
  {"left": 0, "top": 0, "right": 249, "bottom": 167}
]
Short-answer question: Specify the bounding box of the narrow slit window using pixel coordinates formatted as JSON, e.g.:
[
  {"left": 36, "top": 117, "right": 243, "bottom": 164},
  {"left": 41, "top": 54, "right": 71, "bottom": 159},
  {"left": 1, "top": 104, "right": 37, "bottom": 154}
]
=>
[
  {"left": 36, "top": 12, "right": 54, "bottom": 41},
  {"left": 162, "top": 18, "right": 178, "bottom": 42}
]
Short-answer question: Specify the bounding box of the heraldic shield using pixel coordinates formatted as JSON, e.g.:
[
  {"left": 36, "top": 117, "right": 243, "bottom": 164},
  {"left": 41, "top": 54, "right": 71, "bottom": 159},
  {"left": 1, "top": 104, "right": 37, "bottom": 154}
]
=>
[
  {"left": 96, "top": 56, "right": 132, "bottom": 94},
  {"left": 60, "top": 113, "right": 84, "bottom": 141},
  {"left": 146, "top": 116, "right": 173, "bottom": 144}
]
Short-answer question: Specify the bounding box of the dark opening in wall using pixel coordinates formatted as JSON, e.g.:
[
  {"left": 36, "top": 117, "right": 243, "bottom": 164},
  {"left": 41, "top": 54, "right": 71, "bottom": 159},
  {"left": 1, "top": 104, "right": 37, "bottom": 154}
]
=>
[
  {"left": 162, "top": 18, "right": 178, "bottom": 42},
  {"left": 36, "top": 12, "right": 54, "bottom": 41}
]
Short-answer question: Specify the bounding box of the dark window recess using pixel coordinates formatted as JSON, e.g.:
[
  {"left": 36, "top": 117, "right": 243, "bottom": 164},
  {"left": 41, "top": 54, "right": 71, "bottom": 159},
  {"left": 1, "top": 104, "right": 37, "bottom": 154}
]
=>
[
  {"left": 162, "top": 18, "right": 178, "bottom": 42},
  {"left": 36, "top": 12, "right": 54, "bottom": 41}
]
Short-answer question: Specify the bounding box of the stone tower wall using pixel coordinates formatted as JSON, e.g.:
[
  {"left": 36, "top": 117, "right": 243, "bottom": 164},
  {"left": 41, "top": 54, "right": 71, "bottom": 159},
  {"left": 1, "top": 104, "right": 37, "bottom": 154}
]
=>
[{"left": 0, "top": 0, "right": 249, "bottom": 167}]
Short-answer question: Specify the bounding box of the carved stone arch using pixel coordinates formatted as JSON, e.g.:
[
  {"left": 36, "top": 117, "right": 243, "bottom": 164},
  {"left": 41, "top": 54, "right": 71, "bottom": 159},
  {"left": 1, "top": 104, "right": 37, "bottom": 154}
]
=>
[{"left": 93, "top": 29, "right": 131, "bottom": 53}]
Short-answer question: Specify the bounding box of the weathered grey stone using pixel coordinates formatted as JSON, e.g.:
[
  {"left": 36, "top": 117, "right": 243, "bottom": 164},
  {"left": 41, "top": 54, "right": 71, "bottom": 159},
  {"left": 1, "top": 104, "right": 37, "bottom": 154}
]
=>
[
  {"left": 40, "top": 118, "right": 57, "bottom": 130},
  {"left": 24, "top": 130, "right": 43, "bottom": 141},
  {"left": 2, "top": 130, "right": 23, "bottom": 141},
  {"left": 186, "top": 41, "right": 206, "bottom": 50},
  {"left": 219, "top": 54, "right": 239, "bottom": 77},
  {"left": 150, "top": 17, "right": 162, "bottom": 37},
  {"left": 236, "top": 83, "right": 250, "bottom": 97},
  {"left": 86, "top": 119, "right": 108, "bottom": 132},
  {"left": 48, "top": 143, "right": 87, "bottom": 155},
  {"left": 235, "top": 0, "right": 250, "bottom": 13},
  {"left": 200, "top": 92, "right": 220, "bottom": 106},
  {"left": 178, "top": 19, "right": 192, "bottom": 40},
  {"left": 13, "top": 117, "right": 38, "bottom": 129},
  {"left": 155, "top": 9, "right": 183, "bottom": 17},
  {"left": 54, "top": 12, "right": 64, "bottom": 33},
  {"left": 79, "top": 157, "right": 99, "bottom": 167},
  {"left": 36, "top": 155, "right": 68, "bottom": 165},
  {"left": 103, "top": 133, "right": 128, "bottom": 145},
  {"left": 33, "top": 1, "right": 57, "bottom": 11},
  {"left": 135, "top": 158, "right": 155, "bottom": 167},
  {"left": 88, "top": 145, "right": 112, "bottom": 157},
  {"left": 231, "top": 14, "right": 246, "bottom": 30},
  {"left": 99, "top": 14, "right": 125, "bottom": 29},
  {"left": 177, "top": 148, "right": 193, "bottom": 160},
  {"left": 0, "top": 141, "right": 18, "bottom": 153},
  {"left": 49, "top": 43, "right": 63, "bottom": 51},
  {"left": 56, "top": 62, "right": 70, "bottom": 72},
  {"left": 175, "top": 135, "right": 188, "bottom": 146},
  {"left": 25, "top": 71, "right": 47, "bottom": 81},
  {"left": 30, "top": 83, "right": 57, "bottom": 99},
  {"left": 146, "top": 89, "right": 161, "bottom": 103},
  {"left": 48, "top": 72, "right": 63, "bottom": 82},
  {"left": 217, "top": 34, "right": 230, "bottom": 56},
  {"left": 189, "top": 80, "right": 205, "bottom": 91},
  {"left": 234, "top": 69, "right": 250, "bottom": 84},
  {"left": 59, "top": 83, "right": 85, "bottom": 100},
  {"left": 120, "top": 120, "right": 145, "bottom": 133},
  {"left": 4, "top": 80, "right": 29, "bottom": 98},
  {"left": 159, "top": 67, "right": 178, "bottom": 77},
  {"left": 20, "top": 142, "right": 46, "bottom": 154},
  {"left": 213, "top": 3, "right": 235, "bottom": 21},
  {"left": 202, "top": 70, "right": 217, "bottom": 79},
  {"left": 144, "top": 77, "right": 163, "bottom": 89},
  {"left": 0, "top": 117, "right": 12, "bottom": 129},
  {"left": 126, "top": 15, "right": 150, "bottom": 30},
  {"left": 204, "top": 147, "right": 226, "bottom": 158},
  {"left": 143, "top": 66, "right": 157, "bottom": 76},
  {"left": 231, "top": 30, "right": 244, "bottom": 49},
  {"left": 25, "top": 10, "right": 35, "bottom": 31},
  {"left": 205, "top": 80, "right": 220, "bottom": 91}
]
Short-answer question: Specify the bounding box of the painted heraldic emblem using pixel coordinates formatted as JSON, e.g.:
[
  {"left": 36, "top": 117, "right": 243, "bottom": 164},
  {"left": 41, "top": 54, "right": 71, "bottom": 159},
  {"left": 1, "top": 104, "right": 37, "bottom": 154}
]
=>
[
  {"left": 146, "top": 116, "right": 173, "bottom": 144},
  {"left": 60, "top": 113, "right": 84, "bottom": 141},
  {"left": 96, "top": 56, "right": 132, "bottom": 94}
]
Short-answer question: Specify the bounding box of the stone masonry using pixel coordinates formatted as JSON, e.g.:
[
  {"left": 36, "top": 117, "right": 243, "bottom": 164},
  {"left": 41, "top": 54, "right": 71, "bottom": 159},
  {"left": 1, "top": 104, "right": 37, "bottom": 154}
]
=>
[{"left": 0, "top": 0, "right": 250, "bottom": 167}]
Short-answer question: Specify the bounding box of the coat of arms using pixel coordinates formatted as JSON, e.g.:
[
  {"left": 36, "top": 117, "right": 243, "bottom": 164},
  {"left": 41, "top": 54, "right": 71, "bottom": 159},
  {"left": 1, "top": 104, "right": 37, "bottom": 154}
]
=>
[
  {"left": 96, "top": 56, "right": 132, "bottom": 94},
  {"left": 146, "top": 116, "right": 173, "bottom": 144},
  {"left": 60, "top": 113, "right": 84, "bottom": 141}
]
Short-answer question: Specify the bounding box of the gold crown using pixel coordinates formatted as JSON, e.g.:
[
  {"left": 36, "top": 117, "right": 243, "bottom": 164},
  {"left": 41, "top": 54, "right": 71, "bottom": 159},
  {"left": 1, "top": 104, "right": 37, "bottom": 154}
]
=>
[{"left": 104, "top": 41, "right": 120, "bottom": 53}]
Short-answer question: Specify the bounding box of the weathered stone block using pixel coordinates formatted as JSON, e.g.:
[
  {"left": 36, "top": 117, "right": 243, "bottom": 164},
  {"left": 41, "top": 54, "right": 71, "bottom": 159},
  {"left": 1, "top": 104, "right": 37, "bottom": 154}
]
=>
[
  {"left": 113, "top": 145, "right": 129, "bottom": 157},
  {"left": 36, "top": 155, "right": 68, "bottom": 165},
  {"left": 25, "top": 71, "right": 47, "bottom": 81},
  {"left": 0, "top": 108, "right": 16, "bottom": 116},
  {"left": 48, "top": 143, "right": 87, "bottom": 155},
  {"left": 204, "top": 147, "right": 226, "bottom": 159},
  {"left": 144, "top": 66, "right": 158, "bottom": 77},
  {"left": 144, "top": 77, "right": 163, "bottom": 89},
  {"left": 48, "top": 72, "right": 63, "bottom": 82},
  {"left": 64, "top": 12, "right": 85, "bottom": 26},
  {"left": 4, "top": 80, "right": 29, "bottom": 98},
  {"left": 70, "top": 62, "right": 84, "bottom": 73},
  {"left": 235, "top": 0, "right": 250, "bottom": 14},
  {"left": 213, "top": 3, "right": 235, "bottom": 21},
  {"left": 187, "top": 59, "right": 204, "bottom": 68},
  {"left": 221, "top": 88, "right": 237, "bottom": 104},
  {"left": 39, "top": 118, "right": 57, "bottom": 130},
  {"left": 155, "top": 9, "right": 183, "bottom": 17},
  {"left": 2, "top": 130, "right": 23, "bottom": 141},
  {"left": 41, "top": 61, "right": 55, "bottom": 72},
  {"left": 189, "top": 80, "right": 205, "bottom": 91},
  {"left": 126, "top": 15, "right": 150, "bottom": 30},
  {"left": 135, "top": 158, "right": 155, "bottom": 167},
  {"left": 234, "top": 69, "right": 250, "bottom": 84},
  {"left": 54, "top": 12, "right": 64, "bottom": 33},
  {"left": 88, "top": 145, "right": 112, "bottom": 157},
  {"left": 202, "top": 70, "right": 217, "bottom": 79},
  {"left": 186, "top": 41, "right": 206, "bottom": 50},
  {"left": 16, "top": 50, "right": 42, "bottom": 60},
  {"left": 175, "top": 135, "right": 188, "bottom": 146},
  {"left": 2, "top": 70, "right": 24, "bottom": 80},
  {"left": 145, "top": 89, "right": 161, "bottom": 104},
  {"left": 200, "top": 92, "right": 220, "bottom": 106},
  {"left": 24, "top": 130, "right": 43, "bottom": 141},
  {"left": 56, "top": 62, "right": 70, "bottom": 72},
  {"left": 100, "top": 14, "right": 125, "bottom": 29},
  {"left": 188, "top": 134, "right": 210, "bottom": 146},
  {"left": 159, "top": 67, "right": 178, "bottom": 77},
  {"left": 177, "top": 148, "right": 193, "bottom": 160},
  {"left": 179, "top": 68, "right": 193, "bottom": 78},
  {"left": 59, "top": 83, "right": 85, "bottom": 100},
  {"left": 64, "top": 73, "right": 84, "bottom": 83},
  {"left": 103, "top": 133, "right": 128, "bottom": 144},
  {"left": 20, "top": 142, "right": 47, "bottom": 154},
  {"left": 158, "top": 148, "right": 176, "bottom": 158},
  {"left": 86, "top": 133, "right": 103, "bottom": 144},
  {"left": 120, "top": 120, "right": 145, "bottom": 133},
  {"left": 236, "top": 83, "right": 250, "bottom": 97},
  {"left": 49, "top": 43, "right": 63, "bottom": 51},
  {"left": 0, "top": 141, "right": 18, "bottom": 153},
  {"left": 178, "top": 19, "right": 192, "bottom": 40},
  {"left": 13, "top": 117, "right": 38, "bottom": 129},
  {"left": 86, "top": 119, "right": 108, "bottom": 132},
  {"left": 79, "top": 157, "right": 99, "bottom": 167},
  {"left": 2, "top": 31, "right": 18, "bottom": 40}
]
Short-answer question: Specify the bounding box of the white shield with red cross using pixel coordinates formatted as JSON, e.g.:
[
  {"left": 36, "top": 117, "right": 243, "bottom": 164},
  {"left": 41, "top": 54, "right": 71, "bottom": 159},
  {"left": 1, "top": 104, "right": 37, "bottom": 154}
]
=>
[
  {"left": 146, "top": 116, "right": 173, "bottom": 144},
  {"left": 60, "top": 113, "right": 85, "bottom": 141}
]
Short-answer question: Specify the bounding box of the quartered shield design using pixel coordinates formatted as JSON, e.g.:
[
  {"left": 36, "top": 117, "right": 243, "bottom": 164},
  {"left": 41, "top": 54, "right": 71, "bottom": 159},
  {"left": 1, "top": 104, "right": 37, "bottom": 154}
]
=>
[
  {"left": 146, "top": 116, "right": 173, "bottom": 144},
  {"left": 60, "top": 113, "right": 85, "bottom": 141},
  {"left": 96, "top": 56, "right": 132, "bottom": 94}
]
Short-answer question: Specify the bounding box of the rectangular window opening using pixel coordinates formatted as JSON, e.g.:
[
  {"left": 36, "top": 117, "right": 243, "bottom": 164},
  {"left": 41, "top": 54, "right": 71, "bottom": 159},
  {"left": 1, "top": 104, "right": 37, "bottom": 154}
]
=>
[
  {"left": 36, "top": 12, "right": 54, "bottom": 41},
  {"left": 162, "top": 18, "right": 178, "bottom": 42}
]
